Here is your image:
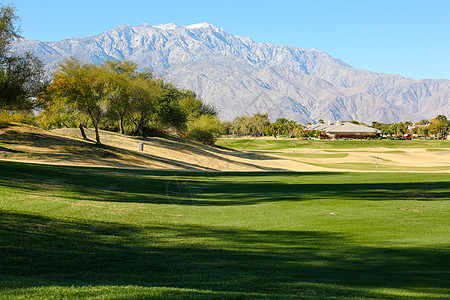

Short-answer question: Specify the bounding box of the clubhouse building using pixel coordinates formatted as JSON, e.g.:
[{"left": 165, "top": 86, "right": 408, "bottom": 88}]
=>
[{"left": 306, "top": 122, "right": 381, "bottom": 139}]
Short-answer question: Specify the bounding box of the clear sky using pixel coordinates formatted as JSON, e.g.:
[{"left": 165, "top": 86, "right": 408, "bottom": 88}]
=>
[{"left": 10, "top": 0, "right": 450, "bottom": 80}]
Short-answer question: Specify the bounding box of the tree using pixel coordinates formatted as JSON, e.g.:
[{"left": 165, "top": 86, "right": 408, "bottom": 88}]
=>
[
  {"left": 273, "top": 118, "right": 297, "bottom": 137},
  {"left": 49, "top": 58, "right": 109, "bottom": 144},
  {"left": 390, "top": 122, "right": 407, "bottom": 137},
  {"left": 154, "top": 83, "right": 187, "bottom": 131},
  {"left": 251, "top": 113, "right": 270, "bottom": 136},
  {"left": 104, "top": 60, "right": 138, "bottom": 134},
  {"left": 0, "top": 3, "right": 46, "bottom": 111},
  {"left": 428, "top": 115, "right": 448, "bottom": 138},
  {"left": 179, "top": 94, "right": 203, "bottom": 121},
  {"left": 0, "top": 3, "right": 18, "bottom": 60},
  {"left": 0, "top": 53, "right": 45, "bottom": 110},
  {"left": 128, "top": 76, "right": 160, "bottom": 136},
  {"left": 417, "top": 126, "right": 429, "bottom": 137},
  {"left": 435, "top": 115, "right": 448, "bottom": 123},
  {"left": 231, "top": 116, "right": 251, "bottom": 136},
  {"left": 263, "top": 122, "right": 281, "bottom": 138},
  {"left": 418, "top": 119, "right": 430, "bottom": 125},
  {"left": 179, "top": 91, "right": 216, "bottom": 126}
]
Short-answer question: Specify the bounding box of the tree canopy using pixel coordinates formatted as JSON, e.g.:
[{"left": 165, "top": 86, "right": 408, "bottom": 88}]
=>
[
  {"left": 0, "top": 3, "right": 46, "bottom": 111},
  {"left": 42, "top": 58, "right": 221, "bottom": 144}
]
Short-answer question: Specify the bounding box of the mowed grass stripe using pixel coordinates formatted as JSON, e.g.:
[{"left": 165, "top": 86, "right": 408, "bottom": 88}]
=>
[{"left": 0, "top": 161, "right": 449, "bottom": 299}]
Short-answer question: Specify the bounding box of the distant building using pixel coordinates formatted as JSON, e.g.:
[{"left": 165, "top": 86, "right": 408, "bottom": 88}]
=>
[{"left": 306, "top": 122, "right": 381, "bottom": 138}]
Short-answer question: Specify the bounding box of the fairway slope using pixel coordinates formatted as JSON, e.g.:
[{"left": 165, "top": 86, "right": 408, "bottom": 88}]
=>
[
  {"left": 0, "top": 123, "right": 326, "bottom": 172},
  {"left": 1, "top": 123, "right": 450, "bottom": 172}
]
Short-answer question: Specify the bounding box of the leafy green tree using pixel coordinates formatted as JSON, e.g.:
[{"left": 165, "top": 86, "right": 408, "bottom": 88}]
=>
[
  {"left": 390, "top": 122, "right": 408, "bottom": 137},
  {"left": 128, "top": 76, "right": 161, "bottom": 136},
  {"left": 154, "top": 83, "right": 187, "bottom": 131},
  {"left": 417, "top": 126, "right": 429, "bottom": 137},
  {"left": 435, "top": 115, "right": 448, "bottom": 123},
  {"left": 251, "top": 113, "right": 270, "bottom": 136},
  {"left": 221, "top": 121, "right": 231, "bottom": 135},
  {"left": 179, "top": 95, "right": 203, "bottom": 121},
  {"left": 49, "top": 58, "right": 109, "bottom": 144},
  {"left": 0, "top": 3, "right": 46, "bottom": 111},
  {"left": 104, "top": 60, "right": 138, "bottom": 134},
  {"left": 371, "top": 121, "right": 381, "bottom": 129},
  {"left": 428, "top": 115, "right": 448, "bottom": 138},
  {"left": 44, "top": 56, "right": 217, "bottom": 140},
  {"left": 418, "top": 119, "right": 430, "bottom": 125},
  {"left": 263, "top": 122, "right": 281, "bottom": 138},
  {"left": 0, "top": 3, "right": 18, "bottom": 60},
  {"left": 273, "top": 118, "right": 298, "bottom": 137},
  {"left": 179, "top": 90, "right": 216, "bottom": 123},
  {"left": 231, "top": 116, "right": 251, "bottom": 136}
]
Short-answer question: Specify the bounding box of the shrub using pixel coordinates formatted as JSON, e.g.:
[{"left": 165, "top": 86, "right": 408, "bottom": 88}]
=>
[
  {"left": 0, "top": 110, "right": 37, "bottom": 125},
  {"left": 185, "top": 115, "right": 224, "bottom": 145}
]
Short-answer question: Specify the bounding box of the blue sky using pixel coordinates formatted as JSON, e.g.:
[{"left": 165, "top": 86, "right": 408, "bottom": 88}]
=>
[{"left": 11, "top": 0, "right": 450, "bottom": 80}]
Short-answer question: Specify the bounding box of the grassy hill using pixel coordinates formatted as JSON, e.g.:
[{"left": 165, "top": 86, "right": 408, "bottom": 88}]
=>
[{"left": 0, "top": 123, "right": 287, "bottom": 172}]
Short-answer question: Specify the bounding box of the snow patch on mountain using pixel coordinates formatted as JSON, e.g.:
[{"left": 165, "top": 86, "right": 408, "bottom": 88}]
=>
[{"left": 13, "top": 23, "right": 450, "bottom": 123}]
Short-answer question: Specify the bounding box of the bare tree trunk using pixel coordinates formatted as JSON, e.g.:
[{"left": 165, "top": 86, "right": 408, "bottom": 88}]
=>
[
  {"left": 94, "top": 124, "right": 101, "bottom": 144},
  {"left": 79, "top": 123, "right": 88, "bottom": 140},
  {"left": 138, "top": 115, "right": 146, "bottom": 137},
  {"left": 88, "top": 111, "right": 102, "bottom": 144},
  {"left": 119, "top": 115, "right": 124, "bottom": 134}
]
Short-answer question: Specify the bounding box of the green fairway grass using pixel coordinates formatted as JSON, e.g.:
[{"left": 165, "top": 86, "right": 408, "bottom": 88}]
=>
[
  {"left": 0, "top": 161, "right": 449, "bottom": 299},
  {"left": 324, "top": 149, "right": 406, "bottom": 154},
  {"left": 216, "top": 138, "right": 450, "bottom": 150},
  {"left": 302, "top": 161, "right": 450, "bottom": 172},
  {"left": 426, "top": 148, "right": 449, "bottom": 152},
  {"left": 273, "top": 152, "right": 349, "bottom": 159}
]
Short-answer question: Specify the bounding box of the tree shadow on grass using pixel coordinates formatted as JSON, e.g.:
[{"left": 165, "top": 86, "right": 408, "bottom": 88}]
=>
[
  {"left": 0, "top": 128, "right": 286, "bottom": 171},
  {"left": 143, "top": 135, "right": 281, "bottom": 162},
  {"left": 0, "top": 161, "right": 449, "bottom": 206},
  {"left": 0, "top": 130, "right": 218, "bottom": 171},
  {"left": 0, "top": 211, "right": 448, "bottom": 298}
]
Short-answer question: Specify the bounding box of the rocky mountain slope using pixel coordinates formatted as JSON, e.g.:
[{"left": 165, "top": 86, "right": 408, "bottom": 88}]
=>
[{"left": 14, "top": 23, "right": 450, "bottom": 123}]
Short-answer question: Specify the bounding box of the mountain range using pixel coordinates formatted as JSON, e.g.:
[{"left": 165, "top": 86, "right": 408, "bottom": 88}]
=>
[{"left": 13, "top": 22, "right": 450, "bottom": 123}]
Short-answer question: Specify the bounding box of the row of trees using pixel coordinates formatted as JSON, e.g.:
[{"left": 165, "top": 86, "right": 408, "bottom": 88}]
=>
[
  {"left": 40, "top": 58, "right": 218, "bottom": 144},
  {"left": 372, "top": 115, "right": 449, "bottom": 138},
  {"left": 227, "top": 114, "right": 449, "bottom": 140},
  {"left": 229, "top": 114, "right": 308, "bottom": 138},
  {"left": 229, "top": 113, "right": 270, "bottom": 136},
  {"left": 0, "top": 3, "right": 226, "bottom": 146},
  {"left": 264, "top": 118, "right": 304, "bottom": 138}
]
